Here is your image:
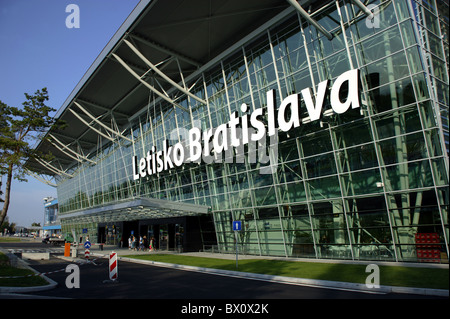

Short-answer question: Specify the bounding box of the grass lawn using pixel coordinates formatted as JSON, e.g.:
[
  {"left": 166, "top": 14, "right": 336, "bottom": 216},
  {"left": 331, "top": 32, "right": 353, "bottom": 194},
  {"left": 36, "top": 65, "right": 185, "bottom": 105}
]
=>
[
  {"left": 0, "top": 251, "right": 49, "bottom": 287},
  {"left": 0, "top": 253, "right": 9, "bottom": 266},
  {"left": 126, "top": 254, "right": 449, "bottom": 290},
  {"left": 0, "top": 237, "right": 22, "bottom": 243}
]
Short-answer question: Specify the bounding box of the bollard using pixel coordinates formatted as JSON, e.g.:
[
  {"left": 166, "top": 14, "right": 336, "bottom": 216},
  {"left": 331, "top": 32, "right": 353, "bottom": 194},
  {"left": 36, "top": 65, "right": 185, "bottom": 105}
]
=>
[
  {"left": 103, "top": 251, "right": 118, "bottom": 284},
  {"left": 64, "top": 243, "right": 71, "bottom": 257},
  {"left": 109, "top": 252, "right": 118, "bottom": 280},
  {"left": 71, "top": 242, "right": 78, "bottom": 258}
]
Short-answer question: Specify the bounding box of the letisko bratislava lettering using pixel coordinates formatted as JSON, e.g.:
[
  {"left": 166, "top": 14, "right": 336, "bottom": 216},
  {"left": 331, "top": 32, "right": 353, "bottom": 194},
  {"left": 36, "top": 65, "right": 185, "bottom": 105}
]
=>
[{"left": 132, "top": 69, "right": 360, "bottom": 181}]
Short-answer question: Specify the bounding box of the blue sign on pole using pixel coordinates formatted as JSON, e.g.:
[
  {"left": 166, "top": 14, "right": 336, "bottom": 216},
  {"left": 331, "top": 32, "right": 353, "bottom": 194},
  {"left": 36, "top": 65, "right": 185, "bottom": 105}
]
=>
[
  {"left": 84, "top": 241, "right": 91, "bottom": 249},
  {"left": 233, "top": 221, "right": 242, "bottom": 231},
  {"left": 232, "top": 221, "right": 242, "bottom": 269}
]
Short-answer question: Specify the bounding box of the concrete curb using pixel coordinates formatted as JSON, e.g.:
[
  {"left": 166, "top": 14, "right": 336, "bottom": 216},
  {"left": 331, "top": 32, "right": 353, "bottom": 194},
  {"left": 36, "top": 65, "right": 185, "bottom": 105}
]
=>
[
  {"left": 0, "top": 248, "right": 58, "bottom": 294},
  {"left": 114, "top": 255, "right": 449, "bottom": 297}
]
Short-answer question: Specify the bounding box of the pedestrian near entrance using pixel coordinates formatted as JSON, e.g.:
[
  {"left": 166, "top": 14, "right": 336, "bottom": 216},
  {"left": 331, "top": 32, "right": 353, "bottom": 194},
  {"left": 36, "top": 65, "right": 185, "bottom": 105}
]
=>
[
  {"left": 149, "top": 236, "right": 154, "bottom": 251},
  {"left": 143, "top": 236, "right": 148, "bottom": 251},
  {"left": 131, "top": 236, "right": 136, "bottom": 250},
  {"left": 128, "top": 236, "right": 132, "bottom": 250},
  {"left": 139, "top": 236, "right": 144, "bottom": 251}
]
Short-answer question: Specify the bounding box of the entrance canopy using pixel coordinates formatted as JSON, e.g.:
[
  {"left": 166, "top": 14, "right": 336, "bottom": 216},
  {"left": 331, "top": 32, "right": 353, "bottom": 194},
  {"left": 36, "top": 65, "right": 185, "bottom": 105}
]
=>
[{"left": 60, "top": 197, "right": 209, "bottom": 224}]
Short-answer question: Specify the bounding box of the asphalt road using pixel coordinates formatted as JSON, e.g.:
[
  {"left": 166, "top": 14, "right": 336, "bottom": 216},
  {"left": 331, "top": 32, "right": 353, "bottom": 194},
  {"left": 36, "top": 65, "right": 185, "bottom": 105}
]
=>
[{"left": 2, "top": 241, "right": 447, "bottom": 318}]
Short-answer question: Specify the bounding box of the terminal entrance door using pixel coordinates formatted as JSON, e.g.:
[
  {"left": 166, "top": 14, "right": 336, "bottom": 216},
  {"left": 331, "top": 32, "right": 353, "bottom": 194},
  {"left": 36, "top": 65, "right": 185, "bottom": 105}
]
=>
[
  {"left": 146, "top": 224, "right": 170, "bottom": 251},
  {"left": 159, "top": 224, "right": 169, "bottom": 251},
  {"left": 137, "top": 217, "right": 211, "bottom": 252}
]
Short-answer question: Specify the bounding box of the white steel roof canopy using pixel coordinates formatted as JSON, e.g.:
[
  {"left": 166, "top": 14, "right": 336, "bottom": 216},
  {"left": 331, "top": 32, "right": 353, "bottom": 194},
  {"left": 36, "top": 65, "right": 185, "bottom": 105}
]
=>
[
  {"left": 60, "top": 197, "right": 210, "bottom": 224},
  {"left": 27, "top": 0, "right": 372, "bottom": 179}
]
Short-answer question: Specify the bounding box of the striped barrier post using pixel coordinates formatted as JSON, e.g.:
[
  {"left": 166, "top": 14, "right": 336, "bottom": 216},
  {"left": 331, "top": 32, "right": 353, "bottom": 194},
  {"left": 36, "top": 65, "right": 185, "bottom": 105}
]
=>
[{"left": 109, "top": 251, "right": 118, "bottom": 281}]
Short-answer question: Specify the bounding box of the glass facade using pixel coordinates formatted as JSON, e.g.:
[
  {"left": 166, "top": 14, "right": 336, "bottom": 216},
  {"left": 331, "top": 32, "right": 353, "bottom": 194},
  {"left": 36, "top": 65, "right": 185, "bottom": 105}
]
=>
[
  {"left": 57, "top": 0, "right": 449, "bottom": 262},
  {"left": 44, "top": 198, "right": 59, "bottom": 226},
  {"left": 43, "top": 197, "right": 61, "bottom": 236}
]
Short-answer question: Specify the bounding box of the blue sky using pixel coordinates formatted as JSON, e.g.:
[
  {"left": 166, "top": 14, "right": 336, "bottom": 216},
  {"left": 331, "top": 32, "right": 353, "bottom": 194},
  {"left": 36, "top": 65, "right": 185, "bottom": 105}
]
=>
[{"left": 0, "top": 0, "right": 140, "bottom": 227}]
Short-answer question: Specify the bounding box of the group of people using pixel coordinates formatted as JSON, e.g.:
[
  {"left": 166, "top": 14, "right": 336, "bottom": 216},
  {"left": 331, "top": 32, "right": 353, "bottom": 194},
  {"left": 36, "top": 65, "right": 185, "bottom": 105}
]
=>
[{"left": 128, "top": 235, "right": 155, "bottom": 251}]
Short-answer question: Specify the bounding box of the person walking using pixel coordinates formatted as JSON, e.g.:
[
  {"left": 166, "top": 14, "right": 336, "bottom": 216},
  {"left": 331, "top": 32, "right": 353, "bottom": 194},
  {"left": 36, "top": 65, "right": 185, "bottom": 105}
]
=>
[
  {"left": 131, "top": 235, "right": 136, "bottom": 250},
  {"left": 143, "top": 236, "right": 148, "bottom": 252},
  {"left": 139, "top": 236, "right": 144, "bottom": 251},
  {"left": 149, "top": 236, "right": 154, "bottom": 252}
]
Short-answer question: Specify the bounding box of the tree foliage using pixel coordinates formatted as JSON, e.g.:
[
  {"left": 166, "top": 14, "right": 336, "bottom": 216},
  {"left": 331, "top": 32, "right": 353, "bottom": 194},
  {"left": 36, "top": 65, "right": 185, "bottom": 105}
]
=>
[{"left": 0, "top": 88, "right": 62, "bottom": 226}]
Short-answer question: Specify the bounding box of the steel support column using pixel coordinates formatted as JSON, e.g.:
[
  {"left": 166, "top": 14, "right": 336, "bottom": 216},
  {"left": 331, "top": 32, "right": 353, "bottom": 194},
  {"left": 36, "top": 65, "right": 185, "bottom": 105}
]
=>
[
  {"left": 68, "top": 108, "right": 115, "bottom": 143},
  {"left": 349, "top": 0, "right": 374, "bottom": 18},
  {"left": 286, "top": 0, "right": 333, "bottom": 40},
  {"left": 49, "top": 133, "right": 97, "bottom": 165},
  {"left": 123, "top": 39, "right": 207, "bottom": 105},
  {"left": 112, "top": 53, "right": 189, "bottom": 113},
  {"left": 73, "top": 101, "right": 133, "bottom": 143}
]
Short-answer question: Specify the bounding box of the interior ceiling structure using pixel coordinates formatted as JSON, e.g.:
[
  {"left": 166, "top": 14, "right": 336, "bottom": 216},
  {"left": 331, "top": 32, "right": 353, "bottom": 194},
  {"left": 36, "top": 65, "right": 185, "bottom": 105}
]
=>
[
  {"left": 60, "top": 197, "right": 210, "bottom": 224},
  {"left": 26, "top": 0, "right": 330, "bottom": 178}
]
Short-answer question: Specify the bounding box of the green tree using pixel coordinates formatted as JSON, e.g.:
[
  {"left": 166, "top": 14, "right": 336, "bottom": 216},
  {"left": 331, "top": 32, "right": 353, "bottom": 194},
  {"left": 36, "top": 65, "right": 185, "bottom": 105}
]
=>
[
  {"left": 0, "top": 220, "right": 16, "bottom": 235},
  {"left": 0, "top": 88, "right": 61, "bottom": 226}
]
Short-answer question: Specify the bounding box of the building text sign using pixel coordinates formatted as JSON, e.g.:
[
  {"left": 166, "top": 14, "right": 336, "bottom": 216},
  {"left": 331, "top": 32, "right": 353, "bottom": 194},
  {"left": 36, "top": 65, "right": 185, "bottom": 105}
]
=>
[{"left": 132, "top": 69, "right": 360, "bottom": 180}]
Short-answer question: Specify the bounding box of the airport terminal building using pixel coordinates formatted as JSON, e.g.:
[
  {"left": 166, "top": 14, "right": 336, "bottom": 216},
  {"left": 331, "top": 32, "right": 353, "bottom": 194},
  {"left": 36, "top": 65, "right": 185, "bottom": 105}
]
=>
[{"left": 27, "top": 0, "right": 449, "bottom": 262}]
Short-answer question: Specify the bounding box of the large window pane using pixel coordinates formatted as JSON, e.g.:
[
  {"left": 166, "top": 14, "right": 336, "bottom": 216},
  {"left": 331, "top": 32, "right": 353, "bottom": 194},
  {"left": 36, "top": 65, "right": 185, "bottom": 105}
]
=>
[{"left": 309, "top": 176, "right": 341, "bottom": 200}]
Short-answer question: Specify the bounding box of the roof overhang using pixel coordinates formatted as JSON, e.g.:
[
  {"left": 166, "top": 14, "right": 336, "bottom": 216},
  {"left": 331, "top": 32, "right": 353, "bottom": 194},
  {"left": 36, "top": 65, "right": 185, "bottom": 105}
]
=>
[
  {"left": 59, "top": 197, "right": 210, "bottom": 224},
  {"left": 26, "top": 0, "right": 331, "bottom": 177},
  {"left": 43, "top": 225, "right": 62, "bottom": 230}
]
